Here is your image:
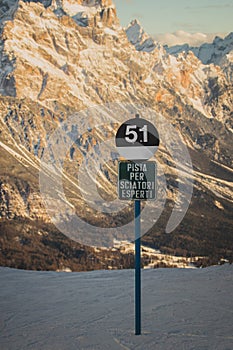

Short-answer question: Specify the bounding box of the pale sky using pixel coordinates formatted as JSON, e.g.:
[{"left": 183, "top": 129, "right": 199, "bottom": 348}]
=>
[{"left": 114, "top": 0, "right": 233, "bottom": 45}]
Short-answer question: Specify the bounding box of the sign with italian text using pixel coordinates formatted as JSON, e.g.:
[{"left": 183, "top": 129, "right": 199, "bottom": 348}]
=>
[{"left": 118, "top": 161, "right": 156, "bottom": 200}]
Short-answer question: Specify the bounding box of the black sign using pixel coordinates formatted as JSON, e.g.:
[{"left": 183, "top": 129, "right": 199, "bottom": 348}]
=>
[{"left": 116, "top": 117, "right": 159, "bottom": 160}]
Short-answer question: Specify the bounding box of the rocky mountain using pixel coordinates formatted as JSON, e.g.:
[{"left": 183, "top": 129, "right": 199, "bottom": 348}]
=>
[
  {"left": 125, "top": 19, "right": 158, "bottom": 53},
  {"left": 0, "top": 0, "right": 232, "bottom": 271},
  {"left": 165, "top": 32, "right": 233, "bottom": 70}
]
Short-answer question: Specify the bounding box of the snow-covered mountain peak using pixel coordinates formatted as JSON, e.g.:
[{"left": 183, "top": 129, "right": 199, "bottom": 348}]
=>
[
  {"left": 51, "top": 0, "right": 116, "bottom": 13},
  {"left": 212, "top": 32, "right": 233, "bottom": 47},
  {"left": 125, "top": 19, "right": 157, "bottom": 53},
  {"left": 126, "top": 19, "right": 144, "bottom": 42},
  {"left": 0, "top": 0, "right": 120, "bottom": 102},
  {"left": 53, "top": 0, "right": 119, "bottom": 27},
  {"left": 166, "top": 32, "right": 233, "bottom": 67},
  {"left": 0, "top": 0, "right": 118, "bottom": 28}
]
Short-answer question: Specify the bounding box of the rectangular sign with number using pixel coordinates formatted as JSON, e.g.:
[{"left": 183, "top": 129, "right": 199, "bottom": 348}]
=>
[{"left": 118, "top": 161, "right": 157, "bottom": 200}]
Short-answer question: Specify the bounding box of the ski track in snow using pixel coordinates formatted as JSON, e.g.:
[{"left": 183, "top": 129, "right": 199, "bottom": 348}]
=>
[{"left": 0, "top": 265, "right": 233, "bottom": 350}]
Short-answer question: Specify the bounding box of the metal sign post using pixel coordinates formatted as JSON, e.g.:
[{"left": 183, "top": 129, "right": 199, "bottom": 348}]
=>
[
  {"left": 116, "top": 114, "right": 159, "bottom": 336},
  {"left": 135, "top": 199, "right": 141, "bottom": 335},
  {"left": 118, "top": 160, "right": 156, "bottom": 335}
]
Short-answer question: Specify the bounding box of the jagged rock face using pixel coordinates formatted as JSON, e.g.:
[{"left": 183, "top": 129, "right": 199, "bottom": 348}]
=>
[
  {"left": 0, "top": 0, "right": 233, "bottom": 265},
  {"left": 165, "top": 32, "right": 233, "bottom": 79},
  {"left": 126, "top": 20, "right": 157, "bottom": 53},
  {"left": 0, "top": 0, "right": 232, "bottom": 179},
  {"left": 0, "top": 0, "right": 17, "bottom": 96},
  {"left": 0, "top": 0, "right": 231, "bottom": 121},
  {"left": 25, "top": 0, "right": 53, "bottom": 7},
  {"left": 0, "top": 181, "right": 48, "bottom": 220},
  {"left": 0, "top": 0, "right": 122, "bottom": 108}
]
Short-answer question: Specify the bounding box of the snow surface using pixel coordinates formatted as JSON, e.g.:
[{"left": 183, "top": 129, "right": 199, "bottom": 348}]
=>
[
  {"left": 104, "top": 27, "right": 118, "bottom": 36},
  {"left": 0, "top": 265, "right": 233, "bottom": 349},
  {"left": 62, "top": 1, "right": 99, "bottom": 17}
]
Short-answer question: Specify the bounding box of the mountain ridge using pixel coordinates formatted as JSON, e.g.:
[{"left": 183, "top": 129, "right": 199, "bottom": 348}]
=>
[
  {"left": 0, "top": 0, "right": 232, "bottom": 270},
  {"left": 165, "top": 32, "right": 233, "bottom": 68}
]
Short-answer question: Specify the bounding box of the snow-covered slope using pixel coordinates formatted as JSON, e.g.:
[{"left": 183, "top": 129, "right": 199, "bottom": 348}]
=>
[{"left": 0, "top": 265, "right": 233, "bottom": 349}]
